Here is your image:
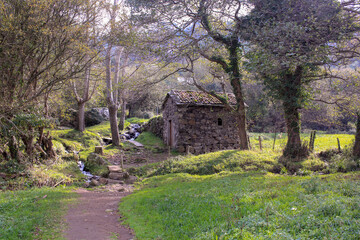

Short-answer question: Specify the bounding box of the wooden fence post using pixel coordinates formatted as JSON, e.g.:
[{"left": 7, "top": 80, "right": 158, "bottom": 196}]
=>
[
  {"left": 272, "top": 131, "right": 277, "bottom": 151},
  {"left": 259, "top": 136, "right": 262, "bottom": 151}
]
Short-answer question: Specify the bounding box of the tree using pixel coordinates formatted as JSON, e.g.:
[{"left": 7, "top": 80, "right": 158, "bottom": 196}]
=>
[
  {"left": 104, "top": 0, "right": 128, "bottom": 146},
  {"left": 128, "top": 0, "right": 253, "bottom": 150},
  {"left": 71, "top": 1, "right": 103, "bottom": 132},
  {"left": 0, "top": 0, "right": 97, "bottom": 161},
  {"left": 244, "top": 0, "right": 359, "bottom": 158},
  {"left": 0, "top": 0, "right": 95, "bottom": 117}
]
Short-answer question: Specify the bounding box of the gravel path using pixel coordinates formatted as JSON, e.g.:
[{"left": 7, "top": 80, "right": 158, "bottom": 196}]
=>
[{"left": 64, "top": 188, "right": 133, "bottom": 240}]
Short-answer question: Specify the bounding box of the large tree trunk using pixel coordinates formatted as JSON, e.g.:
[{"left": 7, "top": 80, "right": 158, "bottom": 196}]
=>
[
  {"left": 229, "top": 45, "right": 249, "bottom": 150},
  {"left": 77, "top": 101, "right": 86, "bottom": 132},
  {"left": 109, "top": 105, "right": 120, "bottom": 146},
  {"left": 282, "top": 66, "right": 304, "bottom": 158},
  {"left": 118, "top": 100, "right": 126, "bottom": 131},
  {"left": 283, "top": 101, "right": 302, "bottom": 157},
  {"left": 353, "top": 113, "right": 360, "bottom": 158}
]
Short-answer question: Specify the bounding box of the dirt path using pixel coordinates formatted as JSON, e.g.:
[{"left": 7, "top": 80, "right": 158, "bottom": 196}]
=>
[{"left": 65, "top": 187, "right": 134, "bottom": 240}]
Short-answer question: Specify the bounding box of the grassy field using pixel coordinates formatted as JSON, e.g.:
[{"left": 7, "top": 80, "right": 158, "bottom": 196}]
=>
[
  {"left": 120, "top": 172, "right": 360, "bottom": 240},
  {"left": 0, "top": 187, "right": 77, "bottom": 239},
  {"left": 248, "top": 132, "right": 354, "bottom": 153},
  {"left": 119, "top": 131, "right": 359, "bottom": 239}
]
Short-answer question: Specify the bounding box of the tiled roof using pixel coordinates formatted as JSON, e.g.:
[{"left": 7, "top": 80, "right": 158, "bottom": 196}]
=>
[{"left": 166, "top": 90, "right": 237, "bottom": 106}]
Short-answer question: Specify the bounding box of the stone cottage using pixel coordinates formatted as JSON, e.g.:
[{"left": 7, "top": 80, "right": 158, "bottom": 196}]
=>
[{"left": 162, "top": 90, "right": 240, "bottom": 154}]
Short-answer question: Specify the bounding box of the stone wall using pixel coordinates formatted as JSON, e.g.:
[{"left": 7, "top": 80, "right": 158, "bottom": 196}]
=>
[
  {"left": 143, "top": 115, "right": 164, "bottom": 139},
  {"left": 163, "top": 99, "right": 240, "bottom": 154}
]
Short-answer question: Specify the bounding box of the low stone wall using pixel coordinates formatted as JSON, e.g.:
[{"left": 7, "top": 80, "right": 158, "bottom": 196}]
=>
[{"left": 143, "top": 115, "right": 164, "bottom": 139}]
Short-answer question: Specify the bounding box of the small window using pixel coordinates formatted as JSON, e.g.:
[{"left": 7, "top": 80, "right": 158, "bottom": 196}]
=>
[{"left": 217, "top": 118, "right": 223, "bottom": 126}]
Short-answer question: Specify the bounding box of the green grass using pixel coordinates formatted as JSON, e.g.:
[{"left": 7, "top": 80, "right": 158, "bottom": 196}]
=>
[
  {"left": 136, "top": 132, "right": 166, "bottom": 153},
  {"left": 249, "top": 132, "right": 354, "bottom": 152},
  {"left": 0, "top": 187, "right": 77, "bottom": 239},
  {"left": 28, "top": 160, "right": 85, "bottom": 187},
  {"left": 119, "top": 172, "right": 360, "bottom": 240},
  {"left": 86, "top": 121, "right": 113, "bottom": 137},
  {"left": 151, "top": 150, "right": 280, "bottom": 176},
  {"left": 126, "top": 117, "right": 149, "bottom": 125}
]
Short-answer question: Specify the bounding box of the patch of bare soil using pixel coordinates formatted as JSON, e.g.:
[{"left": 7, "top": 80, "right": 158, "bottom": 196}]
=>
[{"left": 64, "top": 186, "right": 134, "bottom": 240}]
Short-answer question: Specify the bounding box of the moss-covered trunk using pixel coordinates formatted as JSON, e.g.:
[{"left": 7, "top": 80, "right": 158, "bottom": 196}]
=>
[
  {"left": 283, "top": 101, "right": 302, "bottom": 157},
  {"left": 228, "top": 44, "right": 249, "bottom": 150},
  {"left": 353, "top": 113, "right": 360, "bottom": 158},
  {"left": 282, "top": 66, "right": 303, "bottom": 158}
]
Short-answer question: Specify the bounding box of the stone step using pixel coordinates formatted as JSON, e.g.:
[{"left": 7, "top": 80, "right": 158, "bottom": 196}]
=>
[
  {"left": 108, "top": 165, "right": 123, "bottom": 173},
  {"left": 109, "top": 172, "right": 129, "bottom": 180},
  {"left": 127, "top": 140, "right": 144, "bottom": 148},
  {"left": 107, "top": 179, "right": 125, "bottom": 185}
]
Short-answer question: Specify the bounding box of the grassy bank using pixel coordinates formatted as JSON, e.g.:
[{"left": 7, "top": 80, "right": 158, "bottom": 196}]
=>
[
  {"left": 120, "top": 172, "right": 360, "bottom": 239},
  {"left": 0, "top": 187, "right": 77, "bottom": 239}
]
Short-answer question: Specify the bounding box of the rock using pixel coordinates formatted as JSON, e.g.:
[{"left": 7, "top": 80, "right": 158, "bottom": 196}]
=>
[
  {"left": 84, "top": 108, "right": 109, "bottom": 127},
  {"left": 99, "top": 178, "right": 108, "bottom": 185},
  {"left": 109, "top": 172, "right": 129, "bottom": 180},
  {"left": 87, "top": 153, "right": 107, "bottom": 166},
  {"left": 117, "top": 186, "right": 125, "bottom": 192},
  {"left": 107, "top": 179, "right": 124, "bottom": 185},
  {"left": 103, "top": 138, "right": 112, "bottom": 145},
  {"left": 83, "top": 182, "right": 90, "bottom": 188},
  {"left": 92, "top": 107, "right": 109, "bottom": 119},
  {"left": 108, "top": 165, "right": 123, "bottom": 173},
  {"left": 125, "top": 175, "right": 138, "bottom": 184},
  {"left": 90, "top": 179, "right": 100, "bottom": 186}
]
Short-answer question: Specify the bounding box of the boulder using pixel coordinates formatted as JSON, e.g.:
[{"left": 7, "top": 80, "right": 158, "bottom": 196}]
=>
[
  {"left": 92, "top": 107, "right": 110, "bottom": 119},
  {"left": 99, "top": 177, "right": 108, "bottom": 185},
  {"left": 86, "top": 153, "right": 107, "bottom": 166},
  {"left": 103, "top": 138, "right": 113, "bottom": 145},
  {"left": 85, "top": 109, "right": 105, "bottom": 127},
  {"left": 125, "top": 175, "right": 138, "bottom": 184},
  {"left": 90, "top": 179, "right": 100, "bottom": 187}
]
